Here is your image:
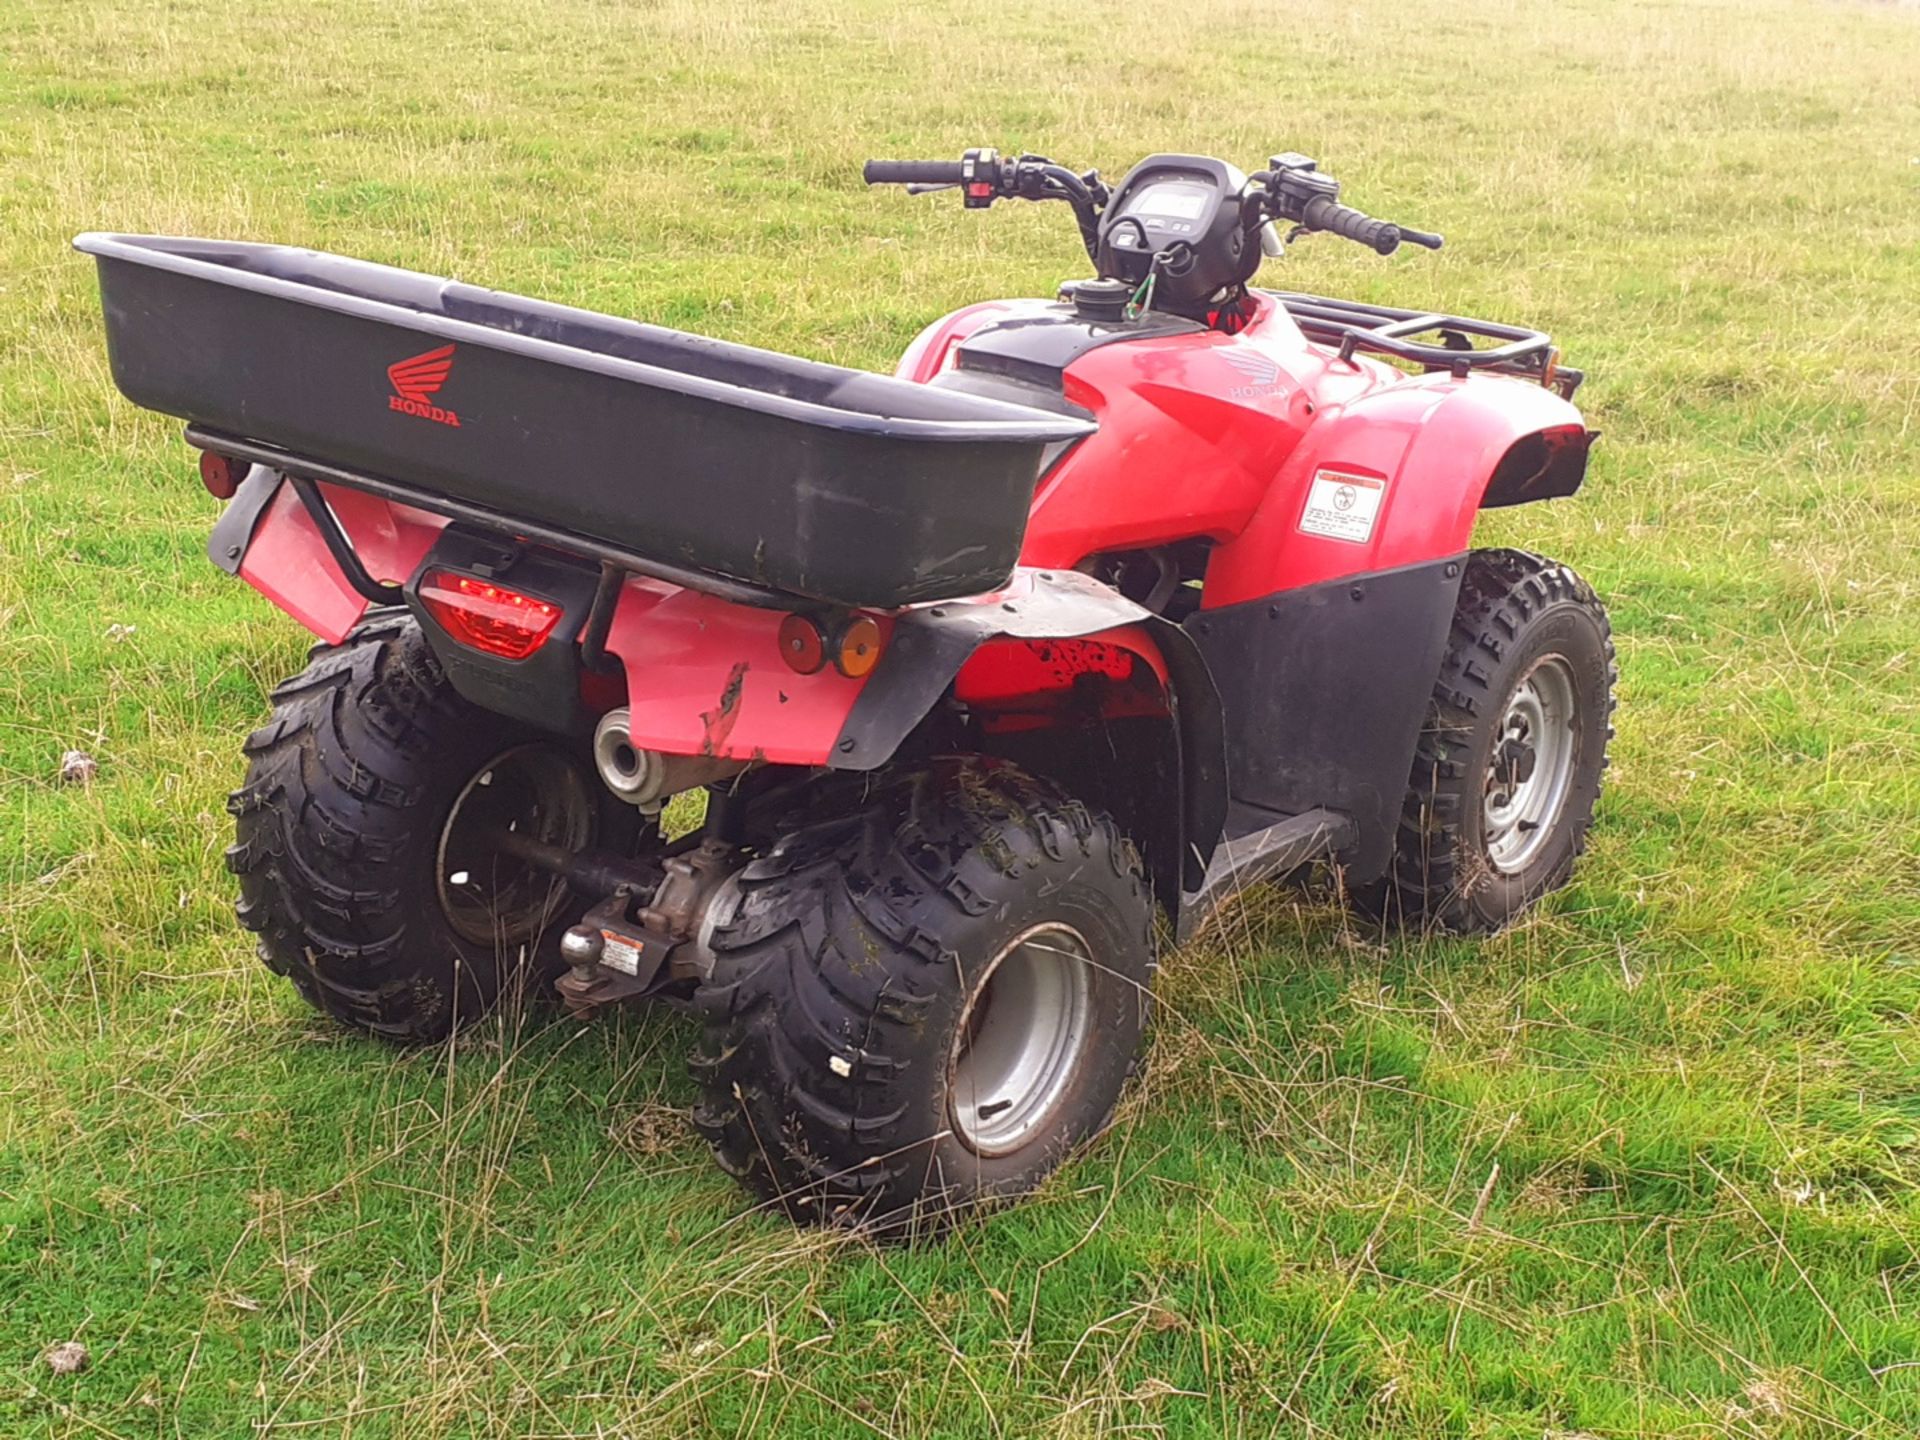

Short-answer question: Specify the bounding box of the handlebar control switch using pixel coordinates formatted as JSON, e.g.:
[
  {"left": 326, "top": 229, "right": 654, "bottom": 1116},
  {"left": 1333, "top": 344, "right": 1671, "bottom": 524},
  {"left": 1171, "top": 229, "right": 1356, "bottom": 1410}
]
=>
[
  {"left": 960, "top": 147, "right": 1001, "bottom": 208},
  {"left": 1263, "top": 154, "right": 1342, "bottom": 215}
]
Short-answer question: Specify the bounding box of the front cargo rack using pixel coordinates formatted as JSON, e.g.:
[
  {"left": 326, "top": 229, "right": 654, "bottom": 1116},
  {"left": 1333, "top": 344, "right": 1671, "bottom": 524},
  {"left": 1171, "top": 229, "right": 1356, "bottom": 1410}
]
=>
[{"left": 1270, "top": 291, "right": 1583, "bottom": 399}]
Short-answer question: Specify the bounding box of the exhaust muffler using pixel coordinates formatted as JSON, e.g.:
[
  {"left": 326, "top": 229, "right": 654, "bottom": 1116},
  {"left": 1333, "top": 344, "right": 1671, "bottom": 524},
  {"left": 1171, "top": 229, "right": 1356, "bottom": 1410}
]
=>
[{"left": 592, "top": 707, "right": 747, "bottom": 809}]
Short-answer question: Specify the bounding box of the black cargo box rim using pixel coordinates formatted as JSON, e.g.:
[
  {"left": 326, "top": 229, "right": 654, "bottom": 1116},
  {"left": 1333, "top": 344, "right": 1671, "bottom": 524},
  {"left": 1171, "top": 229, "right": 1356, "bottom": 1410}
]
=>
[{"left": 72, "top": 232, "right": 1093, "bottom": 447}]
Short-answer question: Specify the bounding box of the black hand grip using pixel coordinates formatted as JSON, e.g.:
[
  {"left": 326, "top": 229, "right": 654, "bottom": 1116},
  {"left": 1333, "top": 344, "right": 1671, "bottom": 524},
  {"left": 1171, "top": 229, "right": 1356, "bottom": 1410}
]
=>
[
  {"left": 1302, "top": 196, "right": 1401, "bottom": 255},
  {"left": 863, "top": 159, "right": 968, "bottom": 186}
]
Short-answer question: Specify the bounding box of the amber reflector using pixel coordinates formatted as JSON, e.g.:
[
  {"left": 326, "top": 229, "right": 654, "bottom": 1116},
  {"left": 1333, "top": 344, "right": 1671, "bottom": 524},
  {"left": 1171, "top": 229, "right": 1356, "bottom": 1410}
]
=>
[
  {"left": 199, "top": 450, "right": 242, "bottom": 499},
  {"left": 833, "top": 614, "right": 883, "bottom": 678},
  {"left": 777, "top": 613, "right": 827, "bottom": 674}
]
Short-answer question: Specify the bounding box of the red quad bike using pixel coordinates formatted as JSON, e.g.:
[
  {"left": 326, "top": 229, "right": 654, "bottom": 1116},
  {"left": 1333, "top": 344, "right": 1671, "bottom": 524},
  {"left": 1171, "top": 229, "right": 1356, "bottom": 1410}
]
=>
[{"left": 78, "top": 147, "right": 1614, "bottom": 1230}]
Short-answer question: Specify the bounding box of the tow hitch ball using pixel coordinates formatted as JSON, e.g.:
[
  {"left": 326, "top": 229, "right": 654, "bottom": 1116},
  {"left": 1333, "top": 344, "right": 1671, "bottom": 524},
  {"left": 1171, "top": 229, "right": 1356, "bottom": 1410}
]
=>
[
  {"left": 550, "top": 838, "right": 740, "bottom": 1019},
  {"left": 556, "top": 890, "right": 676, "bottom": 1015}
]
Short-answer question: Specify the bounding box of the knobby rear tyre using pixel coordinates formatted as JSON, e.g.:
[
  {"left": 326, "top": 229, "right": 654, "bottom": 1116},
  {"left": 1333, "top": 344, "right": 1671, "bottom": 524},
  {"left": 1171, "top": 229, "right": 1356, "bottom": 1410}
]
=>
[
  {"left": 691, "top": 759, "right": 1155, "bottom": 1235},
  {"left": 227, "top": 613, "right": 629, "bottom": 1042}
]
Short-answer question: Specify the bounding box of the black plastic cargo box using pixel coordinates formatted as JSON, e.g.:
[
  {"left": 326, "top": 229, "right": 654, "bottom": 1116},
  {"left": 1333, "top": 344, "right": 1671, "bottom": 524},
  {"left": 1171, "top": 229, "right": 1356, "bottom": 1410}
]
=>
[{"left": 76, "top": 233, "right": 1092, "bottom": 608}]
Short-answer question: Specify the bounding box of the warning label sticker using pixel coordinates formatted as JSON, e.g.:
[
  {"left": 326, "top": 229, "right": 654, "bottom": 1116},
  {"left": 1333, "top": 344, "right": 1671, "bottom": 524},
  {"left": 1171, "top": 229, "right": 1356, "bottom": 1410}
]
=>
[
  {"left": 600, "top": 931, "right": 642, "bottom": 976},
  {"left": 1298, "top": 470, "right": 1386, "bottom": 544}
]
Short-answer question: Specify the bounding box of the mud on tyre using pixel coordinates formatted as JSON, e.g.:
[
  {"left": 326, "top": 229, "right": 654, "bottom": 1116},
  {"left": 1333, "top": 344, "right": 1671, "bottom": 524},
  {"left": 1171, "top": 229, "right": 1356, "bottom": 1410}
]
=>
[
  {"left": 227, "top": 613, "right": 635, "bottom": 1042},
  {"left": 691, "top": 760, "right": 1155, "bottom": 1233}
]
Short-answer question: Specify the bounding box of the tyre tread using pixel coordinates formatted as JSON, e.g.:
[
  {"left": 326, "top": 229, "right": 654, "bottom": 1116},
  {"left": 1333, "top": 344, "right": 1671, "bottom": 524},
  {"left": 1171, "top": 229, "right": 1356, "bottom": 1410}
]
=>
[
  {"left": 230, "top": 618, "right": 505, "bottom": 1041},
  {"left": 692, "top": 759, "right": 1151, "bottom": 1228},
  {"left": 1361, "top": 548, "right": 1617, "bottom": 932}
]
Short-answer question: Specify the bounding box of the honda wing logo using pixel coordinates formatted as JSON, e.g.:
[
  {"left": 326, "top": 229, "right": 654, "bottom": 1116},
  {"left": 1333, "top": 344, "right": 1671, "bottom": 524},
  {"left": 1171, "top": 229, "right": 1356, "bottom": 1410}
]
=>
[
  {"left": 387, "top": 344, "right": 462, "bottom": 427},
  {"left": 1218, "top": 346, "right": 1280, "bottom": 398}
]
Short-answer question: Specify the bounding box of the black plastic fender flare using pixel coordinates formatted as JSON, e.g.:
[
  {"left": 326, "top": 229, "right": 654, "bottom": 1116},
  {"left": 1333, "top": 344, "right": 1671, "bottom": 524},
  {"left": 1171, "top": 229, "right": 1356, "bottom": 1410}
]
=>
[
  {"left": 207, "top": 464, "right": 283, "bottom": 575},
  {"left": 832, "top": 569, "right": 1228, "bottom": 892}
]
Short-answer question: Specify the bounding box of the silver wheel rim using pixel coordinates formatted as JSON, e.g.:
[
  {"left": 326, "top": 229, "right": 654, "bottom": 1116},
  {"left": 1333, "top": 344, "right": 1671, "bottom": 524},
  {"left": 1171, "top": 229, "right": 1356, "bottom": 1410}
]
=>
[
  {"left": 436, "top": 744, "right": 595, "bottom": 946},
  {"left": 948, "top": 923, "right": 1095, "bottom": 1157},
  {"left": 1483, "top": 655, "right": 1579, "bottom": 874}
]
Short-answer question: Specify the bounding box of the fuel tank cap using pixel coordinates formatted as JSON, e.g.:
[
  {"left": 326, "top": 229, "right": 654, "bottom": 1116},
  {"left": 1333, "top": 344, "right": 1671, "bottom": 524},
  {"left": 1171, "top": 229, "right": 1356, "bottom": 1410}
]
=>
[{"left": 1060, "top": 278, "right": 1132, "bottom": 324}]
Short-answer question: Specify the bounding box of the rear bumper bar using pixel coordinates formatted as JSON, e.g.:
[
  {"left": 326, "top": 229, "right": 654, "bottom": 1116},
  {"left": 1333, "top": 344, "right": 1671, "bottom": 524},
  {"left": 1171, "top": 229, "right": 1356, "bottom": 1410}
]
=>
[{"left": 192, "top": 426, "right": 784, "bottom": 608}]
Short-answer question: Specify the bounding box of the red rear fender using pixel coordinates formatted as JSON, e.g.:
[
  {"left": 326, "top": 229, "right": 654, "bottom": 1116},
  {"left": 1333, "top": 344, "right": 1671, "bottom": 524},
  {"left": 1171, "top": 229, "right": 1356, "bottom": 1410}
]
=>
[
  {"left": 227, "top": 475, "right": 879, "bottom": 763},
  {"left": 237, "top": 480, "right": 445, "bottom": 643},
  {"left": 603, "top": 568, "right": 1185, "bottom": 769},
  {"left": 228, "top": 476, "right": 1184, "bottom": 774},
  {"left": 600, "top": 581, "right": 884, "bottom": 765},
  {"left": 954, "top": 626, "right": 1172, "bottom": 730}
]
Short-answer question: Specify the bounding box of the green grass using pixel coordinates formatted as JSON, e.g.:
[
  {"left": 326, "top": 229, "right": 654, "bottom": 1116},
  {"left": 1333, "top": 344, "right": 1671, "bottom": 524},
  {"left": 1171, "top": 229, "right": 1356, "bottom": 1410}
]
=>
[{"left": 4, "top": 0, "right": 1919, "bottom": 1433}]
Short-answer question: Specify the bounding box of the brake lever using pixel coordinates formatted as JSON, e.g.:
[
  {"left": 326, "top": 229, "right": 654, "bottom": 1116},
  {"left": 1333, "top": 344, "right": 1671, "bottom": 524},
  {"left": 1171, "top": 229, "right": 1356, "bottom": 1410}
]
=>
[
  {"left": 1399, "top": 226, "right": 1445, "bottom": 251},
  {"left": 905, "top": 182, "right": 960, "bottom": 196}
]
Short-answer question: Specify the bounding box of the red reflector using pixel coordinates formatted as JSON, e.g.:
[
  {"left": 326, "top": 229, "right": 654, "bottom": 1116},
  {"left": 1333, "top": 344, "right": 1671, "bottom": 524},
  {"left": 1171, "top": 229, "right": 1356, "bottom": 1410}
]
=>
[
  {"left": 417, "top": 571, "right": 562, "bottom": 660},
  {"left": 777, "top": 612, "right": 826, "bottom": 674},
  {"left": 199, "top": 449, "right": 241, "bottom": 499}
]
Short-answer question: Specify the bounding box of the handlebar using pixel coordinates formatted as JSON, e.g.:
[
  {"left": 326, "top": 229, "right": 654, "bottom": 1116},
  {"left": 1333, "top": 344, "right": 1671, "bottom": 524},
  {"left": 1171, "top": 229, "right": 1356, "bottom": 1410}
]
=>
[
  {"left": 862, "top": 159, "right": 968, "bottom": 186},
  {"left": 1296, "top": 199, "right": 1444, "bottom": 256},
  {"left": 866, "top": 149, "right": 1107, "bottom": 260},
  {"left": 1255, "top": 157, "right": 1444, "bottom": 256},
  {"left": 865, "top": 149, "right": 1443, "bottom": 268},
  {"left": 1299, "top": 197, "right": 1403, "bottom": 255}
]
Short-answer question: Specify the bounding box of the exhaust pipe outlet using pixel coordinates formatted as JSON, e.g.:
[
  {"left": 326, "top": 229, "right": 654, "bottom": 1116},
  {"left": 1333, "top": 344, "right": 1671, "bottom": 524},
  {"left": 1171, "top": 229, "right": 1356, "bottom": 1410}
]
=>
[{"left": 593, "top": 708, "right": 747, "bottom": 809}]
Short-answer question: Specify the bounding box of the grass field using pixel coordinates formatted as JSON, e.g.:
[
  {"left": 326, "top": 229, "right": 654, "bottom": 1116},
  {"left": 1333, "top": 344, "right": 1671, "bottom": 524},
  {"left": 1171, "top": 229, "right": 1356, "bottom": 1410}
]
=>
[{"left": 4, "top": 0, "right": 1920, "bottom": 1434}]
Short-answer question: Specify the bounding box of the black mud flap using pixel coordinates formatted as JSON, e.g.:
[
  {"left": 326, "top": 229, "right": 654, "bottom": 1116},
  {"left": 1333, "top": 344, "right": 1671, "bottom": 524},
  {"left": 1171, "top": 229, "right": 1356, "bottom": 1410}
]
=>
[
  {"left": 1184, "top": 556, "right": 1465, "bottom": 885},
  {"left": 207, "top": 464, "right": 283, "bottom": 574},
  {"left": 834, "top": 570, "right": 1228, "bottom": 901}
]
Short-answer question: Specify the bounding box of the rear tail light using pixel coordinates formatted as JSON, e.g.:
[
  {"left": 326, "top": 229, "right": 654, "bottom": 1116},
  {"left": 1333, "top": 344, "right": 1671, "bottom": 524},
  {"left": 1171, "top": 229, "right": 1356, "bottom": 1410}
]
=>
[{"left": 417, "top": 570, "right": 562, "bottom": 660}]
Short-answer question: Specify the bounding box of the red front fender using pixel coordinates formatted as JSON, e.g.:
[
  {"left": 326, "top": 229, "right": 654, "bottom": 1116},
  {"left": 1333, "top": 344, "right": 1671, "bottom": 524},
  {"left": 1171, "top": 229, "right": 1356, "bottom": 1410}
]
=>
[{"left": 1204, "top": 372, "right": 1592, "bottom": 607}]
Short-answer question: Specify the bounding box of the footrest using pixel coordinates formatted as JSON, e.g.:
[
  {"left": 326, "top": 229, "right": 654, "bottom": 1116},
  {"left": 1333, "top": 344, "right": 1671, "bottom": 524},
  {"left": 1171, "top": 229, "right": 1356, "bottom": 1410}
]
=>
[{"left": 1178, "top": 806, "right": 1355, "bottom": 942}]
